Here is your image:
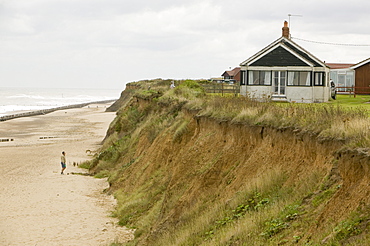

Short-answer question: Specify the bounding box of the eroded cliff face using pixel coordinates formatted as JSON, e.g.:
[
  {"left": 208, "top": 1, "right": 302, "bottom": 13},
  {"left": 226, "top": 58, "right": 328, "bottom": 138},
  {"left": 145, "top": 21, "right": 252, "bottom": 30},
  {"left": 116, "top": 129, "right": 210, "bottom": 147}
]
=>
[
  {"left": 99, "top": 96, "right": 370, "bottom": 245},
  {"left": 319, "top": 149, "right": 370, "bottom": 225}
]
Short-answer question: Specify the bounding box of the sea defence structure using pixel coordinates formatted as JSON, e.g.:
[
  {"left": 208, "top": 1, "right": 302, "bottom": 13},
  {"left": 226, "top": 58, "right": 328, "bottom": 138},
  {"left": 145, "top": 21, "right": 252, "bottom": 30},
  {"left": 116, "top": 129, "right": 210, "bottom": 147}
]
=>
[{"left": 0, "top": 100, "right": 116, "bottom": 122}]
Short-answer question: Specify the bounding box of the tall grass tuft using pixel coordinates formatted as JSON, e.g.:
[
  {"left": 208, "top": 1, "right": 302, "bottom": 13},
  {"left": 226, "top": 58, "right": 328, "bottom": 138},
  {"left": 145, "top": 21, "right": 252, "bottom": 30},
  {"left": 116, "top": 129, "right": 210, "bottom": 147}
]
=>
[{"left": 173, "top": 119, "right": 189, "bottom": 142}]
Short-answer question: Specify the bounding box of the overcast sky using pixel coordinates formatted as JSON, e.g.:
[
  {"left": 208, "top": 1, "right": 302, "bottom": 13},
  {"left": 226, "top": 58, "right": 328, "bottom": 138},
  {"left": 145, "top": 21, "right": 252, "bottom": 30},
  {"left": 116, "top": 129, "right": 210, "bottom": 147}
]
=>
[{"left": 1, "top": 0, "right": 370, "bottom": 89}]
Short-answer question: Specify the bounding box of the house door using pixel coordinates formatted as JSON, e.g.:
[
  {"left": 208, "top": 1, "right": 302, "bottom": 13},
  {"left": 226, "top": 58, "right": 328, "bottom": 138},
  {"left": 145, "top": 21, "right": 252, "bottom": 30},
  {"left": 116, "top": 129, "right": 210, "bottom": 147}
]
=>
[{"left": 273, "top": 71, "right": 286, "bottom": 95}]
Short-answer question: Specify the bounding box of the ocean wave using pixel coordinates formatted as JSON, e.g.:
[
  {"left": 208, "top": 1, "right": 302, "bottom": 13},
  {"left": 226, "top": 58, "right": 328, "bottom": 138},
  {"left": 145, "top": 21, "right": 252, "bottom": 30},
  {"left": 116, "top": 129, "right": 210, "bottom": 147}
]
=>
[
  {"left": 7, "top": 94, "right": 45, "bottom": 100},
  {"left": 0, "top": 87, "right": 119, "bottom": 116}
]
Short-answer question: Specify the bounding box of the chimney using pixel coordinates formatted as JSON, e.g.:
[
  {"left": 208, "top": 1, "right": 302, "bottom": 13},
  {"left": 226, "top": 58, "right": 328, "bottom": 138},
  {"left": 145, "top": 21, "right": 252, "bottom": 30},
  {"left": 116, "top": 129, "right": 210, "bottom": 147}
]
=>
[{"left": 282, "top": 21, "right": 290, "bottom": 39}]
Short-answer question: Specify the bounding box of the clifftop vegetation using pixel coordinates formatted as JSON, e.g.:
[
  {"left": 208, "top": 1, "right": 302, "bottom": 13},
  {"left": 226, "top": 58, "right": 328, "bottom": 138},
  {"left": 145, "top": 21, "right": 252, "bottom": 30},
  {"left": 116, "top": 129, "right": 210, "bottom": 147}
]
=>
[{"left": 85, "top": 79, "right": 370, "bottom": 245}]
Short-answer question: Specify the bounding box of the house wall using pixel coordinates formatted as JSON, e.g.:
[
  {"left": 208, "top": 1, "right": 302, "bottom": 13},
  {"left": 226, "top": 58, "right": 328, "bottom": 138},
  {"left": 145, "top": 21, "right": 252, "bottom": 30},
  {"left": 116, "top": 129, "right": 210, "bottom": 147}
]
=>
[
  {"left": 240, "top": 85, "right": 247, "bottom": 95},
  {"left": 234, "top": 71, "right": 241, "bottom": 83},
  {"left": 355, "top": 62, "right": 370, "bottom": 94},
  {"left": 291, "top": 86, "right": 328, "bottom": 102},
  {"left": 286, "top": 86, "right": 330, "bottom": 103},
  {"left": 286, "top": 87, "right": 314, "bottom": 103},
  {"left": 240, "top": 85, "right": 330, "bottom": 103},
  {"left": 242, "top": 86, "right": 272, "bottom": 100},
  {"left": 317, "top": 86, "right": 331, "bottom": 102}
]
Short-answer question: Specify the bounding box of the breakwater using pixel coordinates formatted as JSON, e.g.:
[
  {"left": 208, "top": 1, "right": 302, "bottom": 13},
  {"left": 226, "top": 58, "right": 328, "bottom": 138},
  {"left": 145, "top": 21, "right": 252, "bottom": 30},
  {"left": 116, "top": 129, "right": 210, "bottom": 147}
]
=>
[{"left": 0, "top": 99, "right": 116, "bottom": 122}]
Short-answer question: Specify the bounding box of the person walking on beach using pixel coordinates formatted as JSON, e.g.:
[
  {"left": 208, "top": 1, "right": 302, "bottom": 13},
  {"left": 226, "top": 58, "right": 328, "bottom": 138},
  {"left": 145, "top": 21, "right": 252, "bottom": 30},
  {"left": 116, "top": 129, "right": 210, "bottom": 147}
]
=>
[{"left": 61, "top": 151, "right": 66, "bottom": 174}]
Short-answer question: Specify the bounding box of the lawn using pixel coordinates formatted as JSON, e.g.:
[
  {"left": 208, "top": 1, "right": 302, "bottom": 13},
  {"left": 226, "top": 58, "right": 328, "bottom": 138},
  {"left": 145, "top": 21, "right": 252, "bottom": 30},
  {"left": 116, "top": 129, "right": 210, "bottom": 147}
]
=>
[{"left": 327, "top": 94, "right": 370, "bottom": 111}]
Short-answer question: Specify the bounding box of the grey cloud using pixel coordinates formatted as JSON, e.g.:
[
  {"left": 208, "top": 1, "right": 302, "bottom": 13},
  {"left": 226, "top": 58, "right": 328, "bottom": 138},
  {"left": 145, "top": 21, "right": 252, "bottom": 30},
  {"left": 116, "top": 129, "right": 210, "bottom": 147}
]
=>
[{"left": 0, "top": 0, "right": 369, "bottom": 89}]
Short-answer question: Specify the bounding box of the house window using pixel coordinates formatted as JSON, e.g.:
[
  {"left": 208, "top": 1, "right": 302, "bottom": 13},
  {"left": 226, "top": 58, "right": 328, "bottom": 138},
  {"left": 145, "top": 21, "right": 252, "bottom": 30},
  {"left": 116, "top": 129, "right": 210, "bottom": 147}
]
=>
[
  {"left": 248, "top": 71, "right": 271, "bottom": 85},
  {"left": 346, "top": 71, "right": 354, "bottom": 88},
  {"left": 330, "top": 70, "right": 354, "bottom": 92},
  {"left": 287, "top": 72, "right": 311, "bottom": 86},
  {"left": 314, "top": 72, "right": 325, "bottom": 86},
  {"left": 240, "top": 71, "right": 246, "bottom": 85}
]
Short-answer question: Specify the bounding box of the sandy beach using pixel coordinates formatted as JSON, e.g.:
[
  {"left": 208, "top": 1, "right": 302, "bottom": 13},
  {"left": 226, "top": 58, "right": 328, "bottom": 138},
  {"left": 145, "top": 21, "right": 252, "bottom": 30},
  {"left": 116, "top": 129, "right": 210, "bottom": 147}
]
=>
[{"left": 0, "top": 103, "right": 134, "bottom": 246}]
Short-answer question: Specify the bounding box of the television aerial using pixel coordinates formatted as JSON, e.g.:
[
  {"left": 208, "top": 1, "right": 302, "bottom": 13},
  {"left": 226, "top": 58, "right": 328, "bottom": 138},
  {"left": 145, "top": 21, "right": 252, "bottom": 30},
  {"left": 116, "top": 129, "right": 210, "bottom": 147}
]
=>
[
  {"left": 288, "top": 14, "right": 303, "bottom": 27},
  {"left": 287, "top": 14, "right": 303, "bottom": 38}
]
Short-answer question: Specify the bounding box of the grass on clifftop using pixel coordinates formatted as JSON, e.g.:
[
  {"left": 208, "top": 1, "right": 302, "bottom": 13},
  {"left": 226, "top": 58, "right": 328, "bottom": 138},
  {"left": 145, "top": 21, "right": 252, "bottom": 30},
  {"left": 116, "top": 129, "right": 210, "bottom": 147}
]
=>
[
  {"left": 328, "top": 94, "right": 370, "bottom": 108},
  {"left": 185, "top": 94, "right": 370, "bottom": 148},
  {"left": 110, "top": 79, "right": 370, "bottom": 153}
]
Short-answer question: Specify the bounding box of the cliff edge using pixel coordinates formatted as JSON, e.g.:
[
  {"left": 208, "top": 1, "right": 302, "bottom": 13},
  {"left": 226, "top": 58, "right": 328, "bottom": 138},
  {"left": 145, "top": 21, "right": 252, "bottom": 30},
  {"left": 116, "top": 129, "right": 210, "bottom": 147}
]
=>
[{"left": 90, "top": 80, "right": 370, "bottom": 245}]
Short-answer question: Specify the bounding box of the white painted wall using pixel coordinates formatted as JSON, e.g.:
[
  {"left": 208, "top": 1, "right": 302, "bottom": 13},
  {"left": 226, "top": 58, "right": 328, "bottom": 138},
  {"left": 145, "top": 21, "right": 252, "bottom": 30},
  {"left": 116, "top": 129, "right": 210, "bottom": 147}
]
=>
[
  {"left": 241, "top": 85, "right": 331, "bottom": 103},
  {"left": 285, "top": 87, "right": 313, "bottom": 103},
  {"left": 242, "top": 86, "right": 272, "bottom": 101}
]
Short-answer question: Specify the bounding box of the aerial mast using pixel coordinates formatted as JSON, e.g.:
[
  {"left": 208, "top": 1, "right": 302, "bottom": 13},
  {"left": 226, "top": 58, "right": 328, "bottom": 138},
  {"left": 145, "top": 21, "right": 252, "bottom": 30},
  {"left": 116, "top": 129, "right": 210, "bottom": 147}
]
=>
[{"left": 288, "top": 14, "right": 303, "bottom": 38}]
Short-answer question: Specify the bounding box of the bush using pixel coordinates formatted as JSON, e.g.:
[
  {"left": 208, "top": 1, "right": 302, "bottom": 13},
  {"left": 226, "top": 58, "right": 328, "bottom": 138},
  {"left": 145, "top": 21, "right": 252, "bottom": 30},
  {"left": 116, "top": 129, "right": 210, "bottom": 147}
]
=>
[{"left": 173, "top": 80, "right": 205, "bottom": 98}]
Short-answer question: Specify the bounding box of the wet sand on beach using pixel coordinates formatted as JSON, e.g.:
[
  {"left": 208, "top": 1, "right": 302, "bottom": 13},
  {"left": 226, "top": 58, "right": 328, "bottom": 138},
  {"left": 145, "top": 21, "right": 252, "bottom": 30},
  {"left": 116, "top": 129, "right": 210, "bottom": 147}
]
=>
[{"left": 0, "top": 103, "right": 134, "bottom": 246}]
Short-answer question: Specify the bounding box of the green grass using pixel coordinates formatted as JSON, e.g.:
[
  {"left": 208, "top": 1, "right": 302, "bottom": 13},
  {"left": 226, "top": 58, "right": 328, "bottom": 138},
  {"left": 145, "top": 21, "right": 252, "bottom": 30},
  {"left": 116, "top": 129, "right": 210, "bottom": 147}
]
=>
[
  {"left": 329, "top": 207, "right": 370, "bottom": 244},
  {"left": 327, "top": 94, "right": 370, "bottom": 109}
]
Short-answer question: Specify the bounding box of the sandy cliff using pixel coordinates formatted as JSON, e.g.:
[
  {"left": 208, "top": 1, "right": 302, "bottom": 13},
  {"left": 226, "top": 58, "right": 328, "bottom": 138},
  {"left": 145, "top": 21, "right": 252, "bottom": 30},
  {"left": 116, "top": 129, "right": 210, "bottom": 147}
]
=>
[{"left": 92, "top": 90, "right": 370, "bottom": 245}]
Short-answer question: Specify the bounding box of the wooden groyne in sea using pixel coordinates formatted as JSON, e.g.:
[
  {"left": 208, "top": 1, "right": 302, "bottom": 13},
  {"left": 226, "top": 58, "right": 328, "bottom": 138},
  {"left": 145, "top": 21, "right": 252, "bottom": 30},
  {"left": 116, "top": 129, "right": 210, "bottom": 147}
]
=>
[{"left": 0, "top": 99, "right": 116, "bottom": 122}]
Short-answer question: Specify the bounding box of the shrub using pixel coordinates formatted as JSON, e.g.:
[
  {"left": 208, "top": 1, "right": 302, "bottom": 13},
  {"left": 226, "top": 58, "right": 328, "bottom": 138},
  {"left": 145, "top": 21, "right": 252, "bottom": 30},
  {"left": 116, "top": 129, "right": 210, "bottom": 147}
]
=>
[{"left": 173, "top": 80, "right": 205, "bottom": 99}]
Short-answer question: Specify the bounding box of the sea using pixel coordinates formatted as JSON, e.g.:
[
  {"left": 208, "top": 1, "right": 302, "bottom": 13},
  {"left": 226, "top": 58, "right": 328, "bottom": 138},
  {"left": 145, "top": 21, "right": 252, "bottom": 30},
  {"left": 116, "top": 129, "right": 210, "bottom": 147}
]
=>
[{"left": 0, "top": 87, "right": 122, "bottom": 117}]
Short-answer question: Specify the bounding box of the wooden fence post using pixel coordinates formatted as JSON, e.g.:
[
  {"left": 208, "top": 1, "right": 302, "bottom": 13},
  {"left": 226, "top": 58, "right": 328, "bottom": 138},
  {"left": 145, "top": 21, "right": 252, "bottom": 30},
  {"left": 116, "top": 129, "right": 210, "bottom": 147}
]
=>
[{"left": 353, "top": 85, "right": 356, "bottom": 98}]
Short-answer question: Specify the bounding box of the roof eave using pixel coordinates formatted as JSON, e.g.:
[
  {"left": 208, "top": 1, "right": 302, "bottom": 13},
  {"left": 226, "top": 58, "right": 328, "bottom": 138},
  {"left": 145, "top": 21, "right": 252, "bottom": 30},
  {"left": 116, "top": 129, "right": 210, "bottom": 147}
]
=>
[
  {"left": 350, "top": 57, "right": 370, "bottom": 69},
  {"left": 240, "top": 37, "right": 285, "bottom": 66}
]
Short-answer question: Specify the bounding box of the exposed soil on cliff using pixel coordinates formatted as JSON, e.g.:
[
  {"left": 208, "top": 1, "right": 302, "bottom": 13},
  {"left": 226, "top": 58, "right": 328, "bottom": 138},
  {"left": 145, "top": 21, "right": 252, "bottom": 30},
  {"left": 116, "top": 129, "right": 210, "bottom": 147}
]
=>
[{"left": 95, "top": 95, "right": 370, "bottom": 245}]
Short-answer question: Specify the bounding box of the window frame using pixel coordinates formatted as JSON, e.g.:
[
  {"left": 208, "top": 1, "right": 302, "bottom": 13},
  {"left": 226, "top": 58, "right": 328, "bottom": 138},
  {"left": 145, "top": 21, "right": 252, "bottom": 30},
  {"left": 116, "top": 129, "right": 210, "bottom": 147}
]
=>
[
  {"left": 313, "top": 72, "right": 325, "bottom": 86},
  {"left": 287, "top": 71, "right": 312, "bottom": 86},
  {"left": 247, "top": 70, "right": 272, "bottom": 86}
]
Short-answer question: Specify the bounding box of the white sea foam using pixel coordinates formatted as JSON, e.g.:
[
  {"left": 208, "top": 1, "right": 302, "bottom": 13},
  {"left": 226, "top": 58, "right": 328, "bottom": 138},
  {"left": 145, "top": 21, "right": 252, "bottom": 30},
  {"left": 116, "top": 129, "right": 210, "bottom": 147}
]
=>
[{"left": 7, "top": 94, "right": 45, "bottom": 99}]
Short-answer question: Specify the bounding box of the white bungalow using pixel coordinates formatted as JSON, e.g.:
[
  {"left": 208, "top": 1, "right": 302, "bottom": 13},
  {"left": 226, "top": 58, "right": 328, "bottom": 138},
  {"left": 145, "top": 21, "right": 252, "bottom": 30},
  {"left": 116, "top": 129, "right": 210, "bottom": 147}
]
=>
[{"left": 239, "top": 21, "right": 331, "bottom": 103}]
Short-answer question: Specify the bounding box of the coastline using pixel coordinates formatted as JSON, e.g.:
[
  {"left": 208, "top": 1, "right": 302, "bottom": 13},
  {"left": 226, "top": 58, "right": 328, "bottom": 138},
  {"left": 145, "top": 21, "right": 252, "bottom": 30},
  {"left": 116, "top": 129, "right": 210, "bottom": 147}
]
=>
[
  {"left": 0, "top": 99, "right": 117, "bottom": 122},
  {"left": 0, "top": 102, "right": 133, "bottom": 245}
]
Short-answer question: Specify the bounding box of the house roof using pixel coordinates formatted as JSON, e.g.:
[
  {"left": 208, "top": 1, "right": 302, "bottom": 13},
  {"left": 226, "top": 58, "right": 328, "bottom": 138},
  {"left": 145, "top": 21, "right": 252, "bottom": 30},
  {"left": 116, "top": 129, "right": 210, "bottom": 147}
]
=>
[
  {"left": 350, "top": 57, "right": 370, "bottom": 70},
  {"left": 222, "top": 67, "right": 240, "bottom": 77},
  {"left": 326, "top": 63, "right": 355, "bottom": 69},
  {"left": 230, "top": 67, "right": 241, "bottom": 75},
  {"left": 221, "top": 71, "right": 230, "bottom": 77},
  {"left": 240, "top": 36, "right": 327, "bottom": 68}
]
